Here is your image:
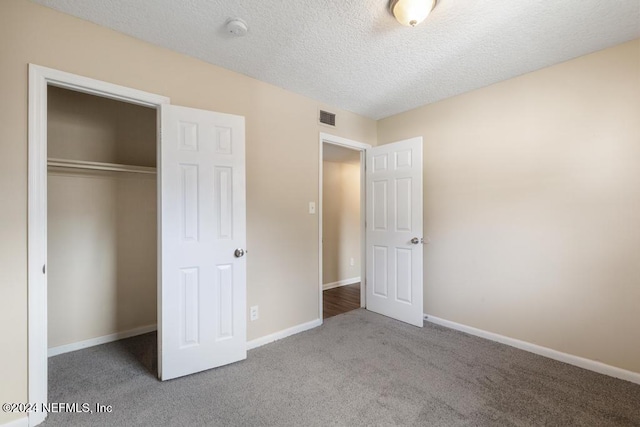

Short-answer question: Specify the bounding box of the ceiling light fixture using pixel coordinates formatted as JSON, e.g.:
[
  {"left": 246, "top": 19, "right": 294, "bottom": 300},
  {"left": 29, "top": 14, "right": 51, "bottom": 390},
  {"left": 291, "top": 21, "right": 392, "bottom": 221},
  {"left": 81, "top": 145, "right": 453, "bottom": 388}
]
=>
[{"left": 389, "top": 0, "right": 437, "bottom": 27}]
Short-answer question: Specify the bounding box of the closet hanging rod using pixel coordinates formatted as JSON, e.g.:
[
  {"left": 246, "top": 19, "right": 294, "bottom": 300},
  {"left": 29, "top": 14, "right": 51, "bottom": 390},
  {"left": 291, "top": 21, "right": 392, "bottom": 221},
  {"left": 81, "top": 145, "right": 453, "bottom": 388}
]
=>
[{"left": 47, "top": 158, "right": 157, "bottom": 174}]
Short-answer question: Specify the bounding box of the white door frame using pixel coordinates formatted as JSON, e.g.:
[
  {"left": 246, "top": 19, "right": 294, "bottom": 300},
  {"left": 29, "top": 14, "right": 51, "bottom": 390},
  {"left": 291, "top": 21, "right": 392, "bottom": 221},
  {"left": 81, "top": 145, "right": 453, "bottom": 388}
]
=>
[
  {"left": 318, "top": 133, "right": 371, "bottom": 319},
  {"left": 28, "top": 64, "right": 169, "bottom": 427}
]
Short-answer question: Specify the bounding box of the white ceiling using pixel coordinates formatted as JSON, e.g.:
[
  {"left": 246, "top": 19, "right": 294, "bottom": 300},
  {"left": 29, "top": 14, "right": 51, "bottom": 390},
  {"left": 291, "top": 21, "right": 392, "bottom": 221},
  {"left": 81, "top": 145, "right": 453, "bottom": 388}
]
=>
[{"left": 32, "top": 0, "right": 640, "bottom": 120}]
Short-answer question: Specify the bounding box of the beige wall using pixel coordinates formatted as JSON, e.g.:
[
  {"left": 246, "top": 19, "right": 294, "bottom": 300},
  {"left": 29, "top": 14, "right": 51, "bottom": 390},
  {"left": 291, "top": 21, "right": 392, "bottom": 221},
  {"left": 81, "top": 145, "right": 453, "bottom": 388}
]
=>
[
  {"left": 322, "top": 161, "right": 361, "bottom": 285},
  {"left": 48, "top": 86, "right": 157, "bottom": 348},
  {"left": 48, "top": 173, "right": 157, "bottom": 347},
  {"left": 378, "top": 39, "right": 640, "bottom": 374},
  {"left": 0, "top": 0, "right": 376, "bottom": 422},
  {"left": 48, "top": 86, "right": 157, "bottom": 166}
]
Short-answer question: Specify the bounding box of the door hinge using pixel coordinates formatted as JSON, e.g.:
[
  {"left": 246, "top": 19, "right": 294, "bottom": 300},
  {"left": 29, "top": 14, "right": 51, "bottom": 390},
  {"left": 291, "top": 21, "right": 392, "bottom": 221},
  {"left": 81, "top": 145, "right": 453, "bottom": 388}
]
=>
[{"left": 42, "top": 264, "right": 46, "bottom": 274}]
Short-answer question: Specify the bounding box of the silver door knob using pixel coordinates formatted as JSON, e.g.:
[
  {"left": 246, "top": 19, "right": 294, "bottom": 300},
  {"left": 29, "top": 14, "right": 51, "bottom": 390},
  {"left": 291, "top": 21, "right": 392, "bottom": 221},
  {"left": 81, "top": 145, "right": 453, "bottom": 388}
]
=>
[
  {"left": 234, "top": 248, "right": 245, "bottom": 258},
  {"left": 410, "top": 237, "right": 420, "bottom": 244}
]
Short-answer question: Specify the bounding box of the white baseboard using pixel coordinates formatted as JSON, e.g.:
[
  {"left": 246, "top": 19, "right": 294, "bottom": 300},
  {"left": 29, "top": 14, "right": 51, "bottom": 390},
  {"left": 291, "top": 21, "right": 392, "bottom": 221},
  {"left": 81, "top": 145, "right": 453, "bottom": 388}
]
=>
[
  {"left": 0, "top": 416, "right": 28, "bottom": 427},
  {"left": 247, "top": 318, "right": 322, "bottom": 350},
  {"left": 424, "top": 314, "right": 640, "bottom": 385},
  {"left": 323, "top": 277, "right": 360, "bottom": 291},
  {"left": 48, "top": 324, "right": 157, "bottom": 357}
]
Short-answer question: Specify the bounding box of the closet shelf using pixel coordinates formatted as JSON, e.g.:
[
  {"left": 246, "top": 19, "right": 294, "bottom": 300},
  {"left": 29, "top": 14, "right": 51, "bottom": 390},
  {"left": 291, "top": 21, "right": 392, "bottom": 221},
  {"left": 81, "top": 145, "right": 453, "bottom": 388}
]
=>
[{"left": 47, "top": 158, "right": 157, "bottom": 174}]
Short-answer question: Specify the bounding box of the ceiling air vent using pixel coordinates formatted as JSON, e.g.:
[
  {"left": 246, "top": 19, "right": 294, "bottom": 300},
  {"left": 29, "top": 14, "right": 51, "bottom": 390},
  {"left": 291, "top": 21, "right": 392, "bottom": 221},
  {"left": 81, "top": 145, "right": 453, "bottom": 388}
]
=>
[{"left": 319, "top": 110, "right": 336, "bottom": 127}]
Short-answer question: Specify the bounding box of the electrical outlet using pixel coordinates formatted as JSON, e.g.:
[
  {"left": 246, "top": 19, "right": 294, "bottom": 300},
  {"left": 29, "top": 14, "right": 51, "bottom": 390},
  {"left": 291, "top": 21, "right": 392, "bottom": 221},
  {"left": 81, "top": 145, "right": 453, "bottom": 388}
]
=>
[
  {"left": 250, "top": 305, "right": 259, "bottom": 321},
  {"left": 350, "top": 257, "right": 355, "bottom": 266}
]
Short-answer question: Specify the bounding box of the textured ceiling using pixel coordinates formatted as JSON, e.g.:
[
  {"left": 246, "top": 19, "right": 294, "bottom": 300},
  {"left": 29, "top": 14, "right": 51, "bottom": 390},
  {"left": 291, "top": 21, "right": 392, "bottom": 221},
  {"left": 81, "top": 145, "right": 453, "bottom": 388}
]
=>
[{"left": 32, "top": 0, "right": 640, "bottom": 120}]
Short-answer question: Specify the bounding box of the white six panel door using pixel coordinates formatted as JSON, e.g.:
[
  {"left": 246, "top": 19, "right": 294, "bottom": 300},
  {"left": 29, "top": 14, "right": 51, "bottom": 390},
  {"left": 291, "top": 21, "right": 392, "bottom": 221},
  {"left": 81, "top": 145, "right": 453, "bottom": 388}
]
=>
[
  {"left": 366, "top": 137, "right": 423, "bottom": 327},
  {"left": 160, "top": 105, "right": 246, "bottom": 380}
]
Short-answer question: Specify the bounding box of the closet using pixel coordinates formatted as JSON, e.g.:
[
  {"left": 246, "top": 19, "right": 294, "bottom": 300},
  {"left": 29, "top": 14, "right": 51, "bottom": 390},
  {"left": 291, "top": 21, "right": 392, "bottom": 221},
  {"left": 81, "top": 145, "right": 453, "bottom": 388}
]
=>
[{"left": 47, "top": 86, "right": 158, "bottom": 358}]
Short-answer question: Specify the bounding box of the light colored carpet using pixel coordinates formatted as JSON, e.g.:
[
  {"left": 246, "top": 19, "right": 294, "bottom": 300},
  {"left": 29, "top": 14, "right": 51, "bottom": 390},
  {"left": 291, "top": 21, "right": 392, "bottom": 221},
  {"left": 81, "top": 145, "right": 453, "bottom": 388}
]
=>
[{"left": 44, "top": 309, "right": 640, "bottom": 426}]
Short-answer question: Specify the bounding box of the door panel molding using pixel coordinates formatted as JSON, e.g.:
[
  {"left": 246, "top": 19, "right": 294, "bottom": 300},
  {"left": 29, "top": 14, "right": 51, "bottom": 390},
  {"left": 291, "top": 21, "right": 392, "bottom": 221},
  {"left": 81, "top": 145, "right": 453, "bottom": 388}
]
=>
[
  {"left": 365, "top": 137, "right": 424, "bottom": 327},
  {"left": 160, "top": 104, "right": 246, "bottom": 380}
]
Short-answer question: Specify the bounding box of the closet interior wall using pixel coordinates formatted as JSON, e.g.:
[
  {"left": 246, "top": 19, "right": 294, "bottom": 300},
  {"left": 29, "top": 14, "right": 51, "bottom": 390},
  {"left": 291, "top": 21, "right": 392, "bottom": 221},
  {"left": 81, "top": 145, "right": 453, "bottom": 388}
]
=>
[{"left": 47, "top": 86, "right": 157, "bottom": 350}]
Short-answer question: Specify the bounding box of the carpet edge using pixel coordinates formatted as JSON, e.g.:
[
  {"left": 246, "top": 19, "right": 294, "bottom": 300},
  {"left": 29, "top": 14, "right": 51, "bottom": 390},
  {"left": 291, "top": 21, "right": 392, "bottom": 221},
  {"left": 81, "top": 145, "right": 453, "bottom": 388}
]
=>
[{"left": 424, "top": 314, "right": 640, "bottom": 385}]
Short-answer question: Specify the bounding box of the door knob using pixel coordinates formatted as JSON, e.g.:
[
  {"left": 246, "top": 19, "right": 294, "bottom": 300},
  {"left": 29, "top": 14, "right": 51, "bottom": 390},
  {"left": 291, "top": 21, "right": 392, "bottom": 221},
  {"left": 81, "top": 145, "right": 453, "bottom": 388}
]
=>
[
  {"left": 410, "top": 237, "right": 420, "bottom": 244},
  {"left": 234, "top": 248, "right": 245, "bottom": 258}
]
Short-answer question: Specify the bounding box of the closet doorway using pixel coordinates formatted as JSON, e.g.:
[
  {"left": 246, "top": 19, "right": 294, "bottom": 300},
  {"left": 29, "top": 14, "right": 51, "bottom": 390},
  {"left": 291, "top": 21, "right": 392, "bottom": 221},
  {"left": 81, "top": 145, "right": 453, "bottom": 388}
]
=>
[
  {"left": 47, "top": 85, "right": 159, "bottom": 360},
  {"left": 29, "top": 65, "right": 247, "bottom": 426},
  {"left": 318, "top": 134, "right": 370, "bottom": 320}
]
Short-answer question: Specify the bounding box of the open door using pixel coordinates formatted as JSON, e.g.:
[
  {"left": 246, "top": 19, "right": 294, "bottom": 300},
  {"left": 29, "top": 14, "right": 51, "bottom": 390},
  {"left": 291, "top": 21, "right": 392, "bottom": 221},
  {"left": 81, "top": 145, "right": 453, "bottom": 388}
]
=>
[
  {"left": 365, "top": 137, "right": 423, "bottom": 327},
  {"left": 159, "top": 105, "right": 246, "bottom": 380}
]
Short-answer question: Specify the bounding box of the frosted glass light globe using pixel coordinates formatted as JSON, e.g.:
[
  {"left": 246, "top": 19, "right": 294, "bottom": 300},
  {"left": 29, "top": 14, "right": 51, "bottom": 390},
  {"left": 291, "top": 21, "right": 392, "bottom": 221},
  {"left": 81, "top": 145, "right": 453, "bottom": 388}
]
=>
[{"left": 390, "top": 0, "right": 437, "bottom": 27}]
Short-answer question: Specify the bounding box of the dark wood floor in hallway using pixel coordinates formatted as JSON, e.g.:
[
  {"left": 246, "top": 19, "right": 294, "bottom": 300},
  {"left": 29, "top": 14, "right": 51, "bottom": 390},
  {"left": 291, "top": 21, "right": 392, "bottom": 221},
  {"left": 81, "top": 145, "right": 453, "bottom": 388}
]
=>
[{"left": 323, "top": 282, "right": 360, "bottom": 319}]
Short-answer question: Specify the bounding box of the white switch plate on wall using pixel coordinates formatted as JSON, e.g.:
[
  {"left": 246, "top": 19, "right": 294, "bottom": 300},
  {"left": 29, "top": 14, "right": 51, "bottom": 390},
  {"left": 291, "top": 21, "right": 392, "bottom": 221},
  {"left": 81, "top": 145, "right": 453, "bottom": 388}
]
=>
[{"left": 309, "top": 202, "right": 316, "bottom": 214}]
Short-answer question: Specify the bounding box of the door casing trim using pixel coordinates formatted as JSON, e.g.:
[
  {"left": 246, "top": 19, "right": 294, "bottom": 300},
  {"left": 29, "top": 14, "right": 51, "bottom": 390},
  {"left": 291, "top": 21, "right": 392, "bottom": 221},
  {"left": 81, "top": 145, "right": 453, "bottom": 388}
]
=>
[{"left": 318, "top": 132, "right": 371, "bottom": 320}]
